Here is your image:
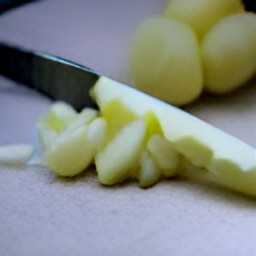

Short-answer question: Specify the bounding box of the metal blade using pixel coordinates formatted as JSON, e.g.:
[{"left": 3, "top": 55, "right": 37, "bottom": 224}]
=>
[
  {"left": 0, "top": 42, "right": 100, "bottom": 110},
  {"left": 0, "top": 0, "right": 37, "bottom": 14}
]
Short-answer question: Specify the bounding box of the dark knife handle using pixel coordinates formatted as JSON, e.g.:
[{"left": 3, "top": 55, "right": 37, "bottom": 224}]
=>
[{"left": 0, "top": 42, "right": 100, "bottom": 110}]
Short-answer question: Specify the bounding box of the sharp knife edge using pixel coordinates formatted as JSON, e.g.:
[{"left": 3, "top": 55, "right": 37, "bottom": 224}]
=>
[{"left": 0, "top": 42, "right": 101, "bottom": 110}]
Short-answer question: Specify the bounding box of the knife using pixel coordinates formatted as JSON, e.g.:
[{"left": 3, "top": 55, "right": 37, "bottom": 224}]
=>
[
  {"left": 0, "top": 42, "right": 101, "bottom": 110},
  {"left": 0, "top": 0, "right": 37, "bottom": 14}
]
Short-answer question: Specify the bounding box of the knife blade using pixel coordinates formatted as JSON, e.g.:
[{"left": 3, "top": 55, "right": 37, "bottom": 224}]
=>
[
  {"left": 0, "top": 0, "right": 37, "bottom": 14},
  {"left": 0, "top": 42, "right": 101, "bottom": 110}
]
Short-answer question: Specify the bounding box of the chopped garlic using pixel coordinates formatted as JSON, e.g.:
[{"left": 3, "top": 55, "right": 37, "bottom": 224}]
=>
[{"left": 0, "top": 144, "right": 34, "bottom": 165}]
